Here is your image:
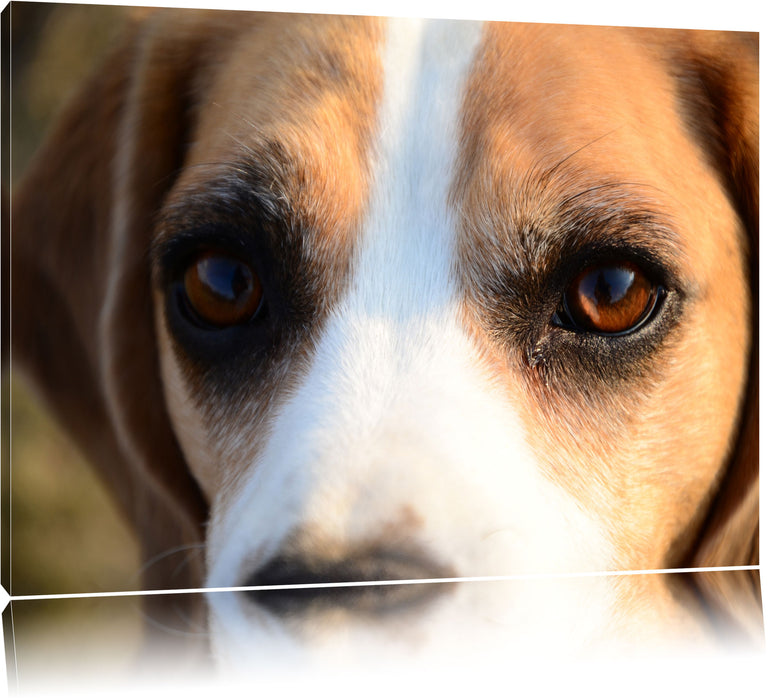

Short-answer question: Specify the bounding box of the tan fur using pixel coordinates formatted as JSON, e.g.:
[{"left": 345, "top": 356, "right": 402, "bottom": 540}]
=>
[
  {"left": 455, "top": 24, "right": 753, "bottom": 548},
  {"left": 10, "top": 10, "right": 759, "bottom": 650},
  {"left": 453, "top": 24, "right": 758, "bottom": 636}
]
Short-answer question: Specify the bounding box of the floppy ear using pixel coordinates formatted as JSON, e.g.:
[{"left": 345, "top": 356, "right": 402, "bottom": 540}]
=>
[
  {"left": 670, "top": 31, "right": 761, "bottom": 642},
  {"left": 11, "top": 11, "right": 245, "bottom": 622}
]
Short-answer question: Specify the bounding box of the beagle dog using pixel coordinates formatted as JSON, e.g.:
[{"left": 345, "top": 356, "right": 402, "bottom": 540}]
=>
[{"left": 11, "top": 9, "right": 760, "bottom": 669}]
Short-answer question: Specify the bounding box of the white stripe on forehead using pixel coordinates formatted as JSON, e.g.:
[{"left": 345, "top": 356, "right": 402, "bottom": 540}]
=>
[
  {"left": 206, "top": 18, "right": 612, "bottom": 598},
  {"left": 357, "top": 18, "right": 483, "bottom": 316}
]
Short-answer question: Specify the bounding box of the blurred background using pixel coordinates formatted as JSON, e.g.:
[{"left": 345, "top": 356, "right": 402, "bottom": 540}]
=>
[{"left": 3, "top": 0, "right": 157, "bottom": 671}]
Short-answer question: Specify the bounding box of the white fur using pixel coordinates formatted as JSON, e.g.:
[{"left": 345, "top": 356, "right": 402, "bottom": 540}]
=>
[{"left": 204, "top": 18, "right": 617, "bottom": 666}]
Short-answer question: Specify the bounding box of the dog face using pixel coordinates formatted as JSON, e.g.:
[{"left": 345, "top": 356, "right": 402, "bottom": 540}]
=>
[{"left": 11, "top": 11, "right": 759, "bottom": 667}]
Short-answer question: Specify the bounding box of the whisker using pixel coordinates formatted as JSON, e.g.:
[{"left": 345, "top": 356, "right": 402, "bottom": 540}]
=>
[
  {"left": 542, "top": 128, "right": 623, "bottom": 181},
  {"left": 133, "top": 542, "right": 207, "bottom": 583},
  {"left": 556, "top": 181, "right": 668, "bottom": 210},
  {"left": 142, "top": 605, "right": 210, "bottom": 639},
  {"left": 130, "top": 542, "right": 210, "bottom": 638}
]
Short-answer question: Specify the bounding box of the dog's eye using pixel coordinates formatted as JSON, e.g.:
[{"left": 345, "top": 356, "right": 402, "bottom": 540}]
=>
[
  {"left": 181, "top": 252, "right": 263, "bottom": 328},
  {"left": 555, "top": 261, "right": 662, "bottom": 335}
]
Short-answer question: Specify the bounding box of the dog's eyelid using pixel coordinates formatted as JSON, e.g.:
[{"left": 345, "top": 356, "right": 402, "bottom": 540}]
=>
[
  {"left": 151, "top": 174, "right": 300, "bottom": 279},
  {"left": 552, "top": 195, "right": 685, "bottom": 274},
  {"left": 548, "top": 239, "right": 681, "bottom": 296},
  {"left": 151, "top": 224, "right": 257, "bottom": 278}
]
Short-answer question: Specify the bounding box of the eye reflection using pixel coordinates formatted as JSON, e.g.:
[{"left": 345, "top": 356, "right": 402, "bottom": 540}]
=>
[
  {"left": 560, "top": 261, "right": 661, "bottom": 335},
  {"left": 182, "top": 252, "right": 263, "bottom": 328}
]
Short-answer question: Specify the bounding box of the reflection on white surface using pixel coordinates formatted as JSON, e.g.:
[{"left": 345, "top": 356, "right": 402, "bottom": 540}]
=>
[{"left": 2, "top": 571, "right": 766, "bottom": 696}]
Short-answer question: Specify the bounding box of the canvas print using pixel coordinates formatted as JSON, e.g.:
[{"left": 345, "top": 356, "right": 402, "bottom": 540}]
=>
[{"left": 2, "top": 2, "right": 762, "bottom": 693}]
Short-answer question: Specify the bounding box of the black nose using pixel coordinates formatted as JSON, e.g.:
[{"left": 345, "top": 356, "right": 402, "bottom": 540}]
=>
[{"left": 243, "top": 548, "right": 456, "bottom": 618}]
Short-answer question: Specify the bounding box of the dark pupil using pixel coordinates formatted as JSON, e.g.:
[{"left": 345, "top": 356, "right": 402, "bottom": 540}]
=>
[
  {"left": 199, "top": 256, "right": 252, "bottom": 303},
  {"left": 562, "top": 261, "right": 656, "bottom": 335},
  {"left": 579, "top": 267, "right": 635, "bottom": 308}
]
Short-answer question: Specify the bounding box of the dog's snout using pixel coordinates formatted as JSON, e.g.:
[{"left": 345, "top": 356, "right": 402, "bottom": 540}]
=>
[{"left": 243, "top": 548, "right": 456, "bottom": 618}]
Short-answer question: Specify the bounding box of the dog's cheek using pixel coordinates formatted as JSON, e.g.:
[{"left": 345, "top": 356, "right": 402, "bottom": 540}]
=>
[
  {"left": 514, "top": 256, "right": 749, "bottom": 571},
  {"left": 635, "top": 174, "right": 753, "bottom": 557},
  {"left": 154, "top": 297, "right": 224, "bottom": 501},
  {"left": 644, "top": 212, "right": 751, "bottom": 555}
]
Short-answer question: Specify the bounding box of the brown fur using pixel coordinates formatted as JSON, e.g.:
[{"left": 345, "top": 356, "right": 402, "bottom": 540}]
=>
[
  {"left": 10, "top": 10, "right": 759, "bottom": 647},
  {"left": 453, "top": 25, "right": 758, "bottom": 637}
]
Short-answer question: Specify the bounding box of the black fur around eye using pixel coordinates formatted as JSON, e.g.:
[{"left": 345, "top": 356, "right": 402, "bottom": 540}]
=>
[{"left": 553, "top": 261, "right": 664, "bottom": 336}]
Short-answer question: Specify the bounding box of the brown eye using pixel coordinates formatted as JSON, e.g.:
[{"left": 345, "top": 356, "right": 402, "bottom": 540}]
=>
[
  {"left": 560, "top": 261, "right": 661, "bottom": 335},
  {"left": 182, "top": 252, "right": 263, "bottom": 327}
]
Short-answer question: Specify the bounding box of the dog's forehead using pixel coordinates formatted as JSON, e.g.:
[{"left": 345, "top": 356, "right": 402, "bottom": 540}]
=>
[
  {"left": 453, "top": 24, "right": 737, "bottom": 246},
  {"left": 169, "top": 14, "right": 383, "bottom": 230},
  {"left": 168, "top": 19, "right": 734, "bottom": 259}
]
